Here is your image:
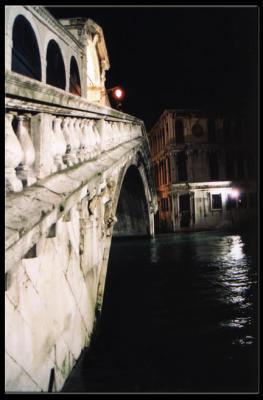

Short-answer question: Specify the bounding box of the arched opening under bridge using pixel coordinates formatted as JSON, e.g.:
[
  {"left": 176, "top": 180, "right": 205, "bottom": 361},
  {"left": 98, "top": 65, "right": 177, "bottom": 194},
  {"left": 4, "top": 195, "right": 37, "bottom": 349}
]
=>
[{"left": 113, "top": 165, "right": 150, "bottom": 238}]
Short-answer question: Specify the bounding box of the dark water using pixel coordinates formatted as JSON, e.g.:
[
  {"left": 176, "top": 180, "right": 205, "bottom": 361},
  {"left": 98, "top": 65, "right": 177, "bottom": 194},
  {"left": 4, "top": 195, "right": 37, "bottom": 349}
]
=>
[{"left": 62, "top": 230, "right": 259, "bottom": 393}]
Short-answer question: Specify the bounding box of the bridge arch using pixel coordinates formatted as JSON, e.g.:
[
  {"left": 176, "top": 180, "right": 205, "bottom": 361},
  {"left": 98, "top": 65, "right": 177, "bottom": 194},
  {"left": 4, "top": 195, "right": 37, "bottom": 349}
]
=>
[
  {"left": 96, "top": 152, "right": 157, "bottom": 316},
  {"left": 113, "top": 165, "right": 151, "bottom": 237}
]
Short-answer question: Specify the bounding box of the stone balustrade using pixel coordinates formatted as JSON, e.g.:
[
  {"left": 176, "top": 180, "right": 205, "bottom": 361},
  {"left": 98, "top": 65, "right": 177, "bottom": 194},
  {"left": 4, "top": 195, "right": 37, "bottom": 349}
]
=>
[{"left": 5, "top": 111, "right": 143, "bottom": 193}]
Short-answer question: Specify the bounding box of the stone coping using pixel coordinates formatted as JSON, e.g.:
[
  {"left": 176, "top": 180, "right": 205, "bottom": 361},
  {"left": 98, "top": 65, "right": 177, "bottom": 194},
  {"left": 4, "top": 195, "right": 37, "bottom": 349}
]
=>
[
  {"left": 5, "top": 138, "right": 144, "bottom": 270},
  {"left": 5, "top": 70, "right": 143, "bottom": 125}
]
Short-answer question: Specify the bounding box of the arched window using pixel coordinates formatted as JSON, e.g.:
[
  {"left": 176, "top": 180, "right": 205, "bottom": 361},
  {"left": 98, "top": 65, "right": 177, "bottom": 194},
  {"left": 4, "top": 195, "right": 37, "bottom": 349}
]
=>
[
  {"left": 175, "top": 120, "right": 185, "bottom": 143},
  {"left": 69, "top": 56, "right": 81, "bottom": 96},
  {"left": 12, "top": 15, "right": 41, "bottom": 81},
  {"left": 177, "top": 151, "right": 188, "bottom": 182},
  {"left": 192, "top": 123, "right": 204, "bottom": 138},
  {"left": 46, "top": 40, "right": 66, "bottom": 90}
]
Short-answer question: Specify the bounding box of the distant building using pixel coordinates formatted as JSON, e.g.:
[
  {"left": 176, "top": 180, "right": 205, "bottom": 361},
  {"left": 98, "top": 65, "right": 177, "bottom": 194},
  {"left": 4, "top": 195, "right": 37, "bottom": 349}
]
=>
[{"left": 147, "top": 109, "right": 257, "bottom": 232}]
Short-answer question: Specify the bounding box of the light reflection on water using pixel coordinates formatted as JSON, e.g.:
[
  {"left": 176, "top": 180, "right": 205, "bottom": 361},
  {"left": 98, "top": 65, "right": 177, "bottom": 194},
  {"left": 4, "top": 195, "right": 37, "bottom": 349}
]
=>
[
  {"left": 152, "top": 231, "right": 257, "bottom": 345},
  {"left": 63, "top": 230, "right": 258, "bottom": 392}
]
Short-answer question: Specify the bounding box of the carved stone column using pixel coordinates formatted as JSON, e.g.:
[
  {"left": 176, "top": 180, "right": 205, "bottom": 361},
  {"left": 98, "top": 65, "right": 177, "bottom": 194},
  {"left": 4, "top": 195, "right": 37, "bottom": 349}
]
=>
[
  {"left": 53, "top": 116, "right": 66, "bottom": 170},
  {"left": 62, "top": 117, "right": 74, "bottom": 167},
  {"left": 75, "top": 118, "right": 83, "bottom": 162},
  {"left": 5, "top": 113, "right": 23, "bottom": 192},
  {"left": 15, "top": 114, "right": 36, "bottom": 186},
  {"left": 31, "top": 113, "right": 57, "bottom": 179},
  {"left": 68, "top": 118, "right": 79, "bottom": 164}
]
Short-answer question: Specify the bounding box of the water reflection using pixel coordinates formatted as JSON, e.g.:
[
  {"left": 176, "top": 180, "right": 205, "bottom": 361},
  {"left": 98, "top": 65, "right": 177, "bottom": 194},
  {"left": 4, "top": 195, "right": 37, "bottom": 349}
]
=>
[
  {"left": 150, "top": 237, "right": 159, "bottom": 263},
  {"left": 63, "top": 230, "right": 258, "bottom": 393}
]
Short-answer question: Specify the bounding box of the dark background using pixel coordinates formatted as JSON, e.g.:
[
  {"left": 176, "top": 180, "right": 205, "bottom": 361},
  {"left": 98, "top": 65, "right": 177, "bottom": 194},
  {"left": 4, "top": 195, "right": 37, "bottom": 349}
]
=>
[{"left": 47, "top": 6, "right": 258, "bottom": 131}]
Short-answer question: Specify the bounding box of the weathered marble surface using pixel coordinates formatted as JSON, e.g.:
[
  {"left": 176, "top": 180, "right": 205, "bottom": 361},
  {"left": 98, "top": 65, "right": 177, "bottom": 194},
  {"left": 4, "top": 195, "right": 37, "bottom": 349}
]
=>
[{"left": 5, "top": 135, "right": 157, "bottom": 392}]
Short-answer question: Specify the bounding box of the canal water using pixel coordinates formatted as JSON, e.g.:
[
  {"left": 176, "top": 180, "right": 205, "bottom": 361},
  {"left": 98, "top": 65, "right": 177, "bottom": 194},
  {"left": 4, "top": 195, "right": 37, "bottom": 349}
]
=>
[{"left": 62, "top": 230, "right": 258, "bottom": 393}]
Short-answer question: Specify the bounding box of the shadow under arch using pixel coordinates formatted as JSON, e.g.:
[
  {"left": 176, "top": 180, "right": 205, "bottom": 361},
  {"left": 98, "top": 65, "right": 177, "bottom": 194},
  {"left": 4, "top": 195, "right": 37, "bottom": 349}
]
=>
[
  {"left": 11, "top": 14, "right": 41, "bottom": 81},
  {"left": 95, "top": 162, "right": 155, "bottom": 318},
  {"left": 113, "top": 165, "right": 150, "bottom": 238}
]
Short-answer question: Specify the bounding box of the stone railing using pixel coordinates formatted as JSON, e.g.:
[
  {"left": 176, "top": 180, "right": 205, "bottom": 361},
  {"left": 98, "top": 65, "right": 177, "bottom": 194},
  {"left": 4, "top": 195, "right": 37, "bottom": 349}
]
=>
[{"left": 5, "top": 71, "right": 145, "bottom": 193}]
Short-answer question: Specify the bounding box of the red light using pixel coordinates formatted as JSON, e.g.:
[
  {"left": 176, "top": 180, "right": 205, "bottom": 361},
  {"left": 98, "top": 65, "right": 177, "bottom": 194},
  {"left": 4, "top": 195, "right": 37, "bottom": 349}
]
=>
[{"left": 112, "top": 87, "right": 125, "bottom": 101}]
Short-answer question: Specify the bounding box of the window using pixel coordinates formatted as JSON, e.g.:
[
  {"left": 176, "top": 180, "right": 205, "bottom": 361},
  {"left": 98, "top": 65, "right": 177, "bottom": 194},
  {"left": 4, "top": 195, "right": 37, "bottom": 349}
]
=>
[
  {"left": 69, "top": 56, "right": 81, "bottom": 96},
  {"left": 179, "top": 194, "right": 190, "bottom": 212},
  {"left": 161, "top": 198, "right": 169, "bottom": 211},
  {"left": 175, "top": 120, "right": 185, "bottom": 143},
  {"left": 211, "top": 194, "right": 222, "bottom": 210},
  {"left": 192, "top": 123, "right": 204, "bottom": 138},
  {"left": 177, "top": 151, "right": 188, "bottom": 182},
  {"left": 12, "top": 15, "right": 41, "bottom": 81},
  {"left": 46, "top": 40, "right": 66, "bottom": 90}
]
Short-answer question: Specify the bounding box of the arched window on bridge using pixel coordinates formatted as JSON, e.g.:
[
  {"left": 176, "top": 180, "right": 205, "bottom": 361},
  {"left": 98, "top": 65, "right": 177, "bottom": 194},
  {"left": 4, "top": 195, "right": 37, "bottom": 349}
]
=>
[
  {"left": 46, "top": 40, "right": 66, "bottom": 90},
  {"left": 69, "top": 56, "right": 81, "bottom": 96},
  {"left": 12, "top": 15, "right": 41, "bottom": 81}
]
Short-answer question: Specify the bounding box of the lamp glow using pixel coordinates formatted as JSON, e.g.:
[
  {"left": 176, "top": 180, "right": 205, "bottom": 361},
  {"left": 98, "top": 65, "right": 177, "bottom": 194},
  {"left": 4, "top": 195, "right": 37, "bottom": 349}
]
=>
[
  {"left": 231, "top": 189, "right": 239, "bottom": 199},
  {"left": 114, "top": 89, "right": 122, "bottom": 99}
]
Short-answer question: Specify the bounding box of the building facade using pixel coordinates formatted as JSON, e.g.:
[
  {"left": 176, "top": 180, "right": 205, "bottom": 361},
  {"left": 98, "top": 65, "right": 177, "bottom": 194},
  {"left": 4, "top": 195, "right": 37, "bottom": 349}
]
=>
[{"left": 148, "top": 109, "right": 257, "bottom": 232}]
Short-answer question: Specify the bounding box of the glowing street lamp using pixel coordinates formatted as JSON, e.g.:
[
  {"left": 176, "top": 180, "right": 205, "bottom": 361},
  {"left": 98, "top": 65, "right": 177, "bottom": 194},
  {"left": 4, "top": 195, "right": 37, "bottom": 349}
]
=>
[
  {"left": 107, "top": 86, "right": 125, "bottom": 110},
  {"left": 231, "top": 188, "right": 240, "bottom": 199}
]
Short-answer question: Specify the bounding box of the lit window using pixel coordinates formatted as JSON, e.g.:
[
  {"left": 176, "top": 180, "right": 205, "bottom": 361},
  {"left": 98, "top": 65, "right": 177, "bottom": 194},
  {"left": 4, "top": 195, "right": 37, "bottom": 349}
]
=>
[{"left": 211, "top": 194, "right": 222, "bottom": 210}]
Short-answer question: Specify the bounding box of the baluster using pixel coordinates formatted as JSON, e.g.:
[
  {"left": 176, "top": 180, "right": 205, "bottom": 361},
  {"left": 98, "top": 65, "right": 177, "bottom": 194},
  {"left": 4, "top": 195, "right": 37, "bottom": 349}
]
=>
[
  {"left": 74, "top": 118, "right": 83, "bottom": 162},
  {"left": 112, "top": 122, "right": 121, "bottom": 146},
  {"left": 15, "top": 114, "right": 37, "bottom": 186},
  {"left": 108, "top": 121, "right": 116, "bottom": 147},
  {"left": 119, "top": 122, "right": 125, "bottom": 143},
  {"left": 5, "top": 113, "right": 23, "bottom": 192},
  {"left": 53, "top": 116, "right": 66, "bottom": 170},
  {"left": 48, "top": 114, "right": 59, "bottom": 174},
  {"left": 62, "top": 117, "right": 74, "bottom": 167},
  {"left": 106, "top": 120, "right": 113, "bottom": 150},
  {"left": 95, "top": 121, "right": 102, "bottom": 154},
  {"left": 81, "top": 120, "right": 93, "bottom": 160},
  {"left": 69, "top": 118, "right": 79, "bottom": 164},
  {"left": 128, "top": 123, "right": 133, "bottom": 140},
  {"left": 79, "top": 120, "right": 88, "bottom": 161},
  {"left": 91, "top": 120, "right": 101, "bottom": 155},
  {"left": 95, "top": 119, "right": 108, "bottom": 152}
]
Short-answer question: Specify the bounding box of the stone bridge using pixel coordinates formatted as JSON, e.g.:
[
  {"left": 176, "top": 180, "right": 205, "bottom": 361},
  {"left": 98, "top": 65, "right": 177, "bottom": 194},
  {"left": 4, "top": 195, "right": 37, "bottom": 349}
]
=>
[
  {"left": 5, "top": 72, "right": 157, "bottom": 392},
  {"left": 5, "top": 6, "right": 157, "bottom": 392}
]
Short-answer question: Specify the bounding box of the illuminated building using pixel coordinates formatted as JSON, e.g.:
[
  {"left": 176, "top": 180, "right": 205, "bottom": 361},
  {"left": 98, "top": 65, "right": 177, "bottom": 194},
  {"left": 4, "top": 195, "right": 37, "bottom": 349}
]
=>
[{"left": 148, "top": 109, "right": 257, "bottom": 232}]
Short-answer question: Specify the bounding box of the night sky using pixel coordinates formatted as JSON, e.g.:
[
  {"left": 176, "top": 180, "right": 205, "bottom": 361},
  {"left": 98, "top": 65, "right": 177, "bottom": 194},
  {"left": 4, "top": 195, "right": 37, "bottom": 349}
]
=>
[{"left": 47, "top": 6, "right": 258, "bottom": 131}]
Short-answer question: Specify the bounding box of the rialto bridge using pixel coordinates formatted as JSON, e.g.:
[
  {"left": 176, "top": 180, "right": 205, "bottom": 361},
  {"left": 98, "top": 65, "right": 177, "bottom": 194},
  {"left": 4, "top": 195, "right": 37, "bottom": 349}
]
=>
[{"left": 5, "top": 6, "right": 158, "bottom": 392}]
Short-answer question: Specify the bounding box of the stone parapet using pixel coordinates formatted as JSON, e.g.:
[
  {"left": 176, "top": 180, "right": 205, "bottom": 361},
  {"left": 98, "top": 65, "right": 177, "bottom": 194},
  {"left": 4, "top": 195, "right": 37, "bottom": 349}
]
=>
[{"left": 5, "top": 71, "right": 144, "bottom": 194}]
